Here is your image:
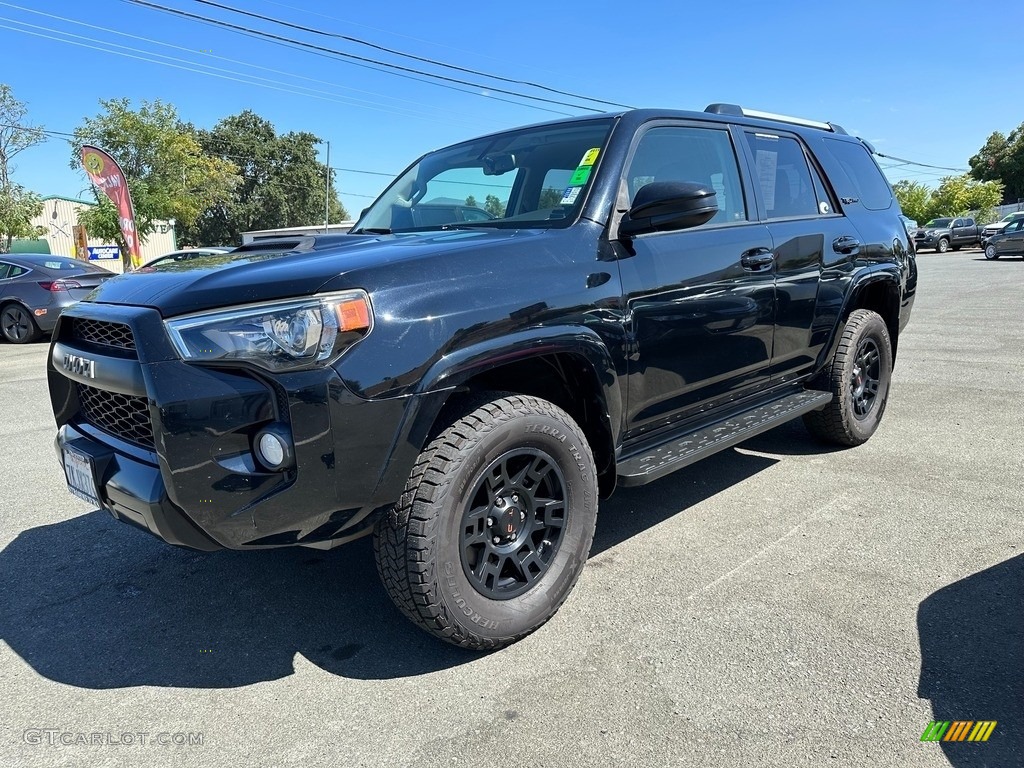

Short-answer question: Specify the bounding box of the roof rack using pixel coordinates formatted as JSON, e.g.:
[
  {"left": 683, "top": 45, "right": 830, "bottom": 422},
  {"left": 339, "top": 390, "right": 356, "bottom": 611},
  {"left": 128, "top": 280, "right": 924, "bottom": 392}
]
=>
[{"left": 704, "top": 103, "right": 848, "bottom": 135}]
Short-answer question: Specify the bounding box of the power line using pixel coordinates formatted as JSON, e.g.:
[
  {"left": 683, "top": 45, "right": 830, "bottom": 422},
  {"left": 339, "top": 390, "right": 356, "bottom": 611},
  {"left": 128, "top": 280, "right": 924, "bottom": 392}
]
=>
[
  {"left": 0, "top": 14, "right": 503, "bottom": 128},
  {"left": 123, "top": 0, "right": 604, "bottom": 113},
  {"left": 188, "top": 0, "right": 634, "bottom": 110},
  {"left": 0, "top": 2, "right": 557, "bottom": 125},
  {"left": 875, "top": 152, "right": 968, "bottom": 173},
  {"left": 0, "top": 2, "right": 487, "bottom": 124}
]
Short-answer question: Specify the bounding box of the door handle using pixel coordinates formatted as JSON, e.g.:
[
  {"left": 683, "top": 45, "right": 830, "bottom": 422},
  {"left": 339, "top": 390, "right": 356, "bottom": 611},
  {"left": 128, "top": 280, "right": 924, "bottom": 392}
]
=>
[
  {"left": 741, "top": 248, "right": 775, "bottom": 271},
  {"left": 833, "top": 235, "right": 861, "bottom": 256}
]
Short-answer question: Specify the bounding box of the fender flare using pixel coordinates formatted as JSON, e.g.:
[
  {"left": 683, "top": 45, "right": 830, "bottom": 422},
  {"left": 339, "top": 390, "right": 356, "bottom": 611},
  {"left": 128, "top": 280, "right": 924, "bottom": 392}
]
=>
[
  {"left": 816, "top": 268, "right": 902, "bottom": 371},
  {"left": 371, "top": 325, "right": 622, "bottom": 501}
]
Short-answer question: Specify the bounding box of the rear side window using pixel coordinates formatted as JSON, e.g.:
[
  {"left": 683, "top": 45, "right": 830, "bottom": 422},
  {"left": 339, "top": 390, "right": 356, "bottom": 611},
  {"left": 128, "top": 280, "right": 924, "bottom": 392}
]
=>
[
  {"left": 822, "top": 139, "right": 893, "bottom": 211},
  {"left": 744, "top": 133, "right": 825, "bottom": 219}
]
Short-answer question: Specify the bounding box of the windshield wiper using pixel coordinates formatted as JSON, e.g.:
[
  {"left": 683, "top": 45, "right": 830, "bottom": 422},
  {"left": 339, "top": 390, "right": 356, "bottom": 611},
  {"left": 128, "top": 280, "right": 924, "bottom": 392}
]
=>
[{"left": 352, "top": 227, "right": 392, "bottom": 234}]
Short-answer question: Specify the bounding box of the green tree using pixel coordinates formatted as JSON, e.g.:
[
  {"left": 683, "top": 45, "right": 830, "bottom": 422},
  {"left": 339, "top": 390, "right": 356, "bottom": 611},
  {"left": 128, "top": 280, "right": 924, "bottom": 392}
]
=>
[
  {"left": 538, "top": 187, "right": 564, "bottom": 209},
  {"left": 892, "top": 180, "right": 932, "bottom": 224},
  {"left": 928, "top": 174, "right": 1003, "bottom": 222},
  {"left": 182, "top": 110, "right": 348, "bottom": 246},
  {"left": 483, "top": 194, "right": 506, "bottom": 217},
  {"left": 0, "top": 184, "right": 44, "bottom": 252},
  {"left": 70, "top": 98, "right": 238, "bottom": 269},
  {"left": 969, "top": 125, "right": 1024, "bottom": 204},
  {"left": 0, "top": 84, "right": 46, "bottom": 251},
  {"left": 464, "top": 195, "right": 478, "bottom": 208}
]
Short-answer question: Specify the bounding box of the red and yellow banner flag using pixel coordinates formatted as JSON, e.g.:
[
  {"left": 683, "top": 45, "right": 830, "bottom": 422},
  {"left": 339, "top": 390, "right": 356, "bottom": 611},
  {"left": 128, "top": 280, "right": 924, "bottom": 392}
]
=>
[{"left": 81, "top": 145, "right": 142, "bottom": 269}]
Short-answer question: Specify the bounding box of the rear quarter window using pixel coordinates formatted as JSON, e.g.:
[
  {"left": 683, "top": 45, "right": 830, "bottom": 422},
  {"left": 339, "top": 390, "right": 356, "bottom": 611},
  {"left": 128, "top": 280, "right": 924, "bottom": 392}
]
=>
[{"left": 821, "top": 138, "right": 893, "bottom": 211}]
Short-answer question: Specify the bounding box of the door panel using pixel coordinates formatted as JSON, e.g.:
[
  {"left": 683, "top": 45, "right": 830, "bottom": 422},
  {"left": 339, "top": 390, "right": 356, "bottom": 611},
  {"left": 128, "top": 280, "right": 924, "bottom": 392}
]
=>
[
  {"left": 621, "top": 223, "right": 775, "bottom": 437},
  {"left": 617, "top": 122, "right": 776, "bottom": 439}
]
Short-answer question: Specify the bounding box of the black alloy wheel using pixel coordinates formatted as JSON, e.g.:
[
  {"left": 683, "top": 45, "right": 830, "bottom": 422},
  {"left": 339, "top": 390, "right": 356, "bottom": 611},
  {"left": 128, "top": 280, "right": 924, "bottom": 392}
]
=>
[
  {"left": 460, "top": 448, "right": 567, "bottom": 600},
  {"left": 850, "top": 338, "right": 880, "bottom": 420}
]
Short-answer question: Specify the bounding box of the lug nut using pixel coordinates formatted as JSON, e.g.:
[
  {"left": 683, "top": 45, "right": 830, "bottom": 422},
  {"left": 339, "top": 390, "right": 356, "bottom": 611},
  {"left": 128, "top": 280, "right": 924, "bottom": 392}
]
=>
[
  {"left": 512, "top": 494, "right": 519, "bottom": 503},
  {"left": 492, "top": 536, "right": 501, "bottom": 544},
  {"left": 486, "top": 517, "right": 494, "bottom": 526},
  {"left": 496, "top": 498, "right": 506, "bottom": 507}
]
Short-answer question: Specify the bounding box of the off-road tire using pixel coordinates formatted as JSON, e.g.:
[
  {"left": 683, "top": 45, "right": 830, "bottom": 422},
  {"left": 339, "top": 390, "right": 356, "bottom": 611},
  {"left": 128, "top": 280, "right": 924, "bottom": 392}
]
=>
[
  {"left": 803, "top": 309, "right": 893, "bottom": 447},
  {"left": 374, "top": 394, "right": 598, "bottom": 650}
]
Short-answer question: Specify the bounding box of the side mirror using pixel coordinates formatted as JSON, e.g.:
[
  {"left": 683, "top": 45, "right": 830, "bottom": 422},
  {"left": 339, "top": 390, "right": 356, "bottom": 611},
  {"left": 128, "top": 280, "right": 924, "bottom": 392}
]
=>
[{"left": 619, "top": 181, "right": 718, "bottom": 238}]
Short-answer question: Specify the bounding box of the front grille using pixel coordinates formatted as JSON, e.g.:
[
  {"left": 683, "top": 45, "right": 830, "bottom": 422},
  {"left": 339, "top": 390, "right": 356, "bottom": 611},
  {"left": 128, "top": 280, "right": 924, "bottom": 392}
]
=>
[
  {"left": 72, "top": 318, "right": 136, "bottom": 350},
  {"left": 77, "top": 384, "right": 154, "bottom": 448}
]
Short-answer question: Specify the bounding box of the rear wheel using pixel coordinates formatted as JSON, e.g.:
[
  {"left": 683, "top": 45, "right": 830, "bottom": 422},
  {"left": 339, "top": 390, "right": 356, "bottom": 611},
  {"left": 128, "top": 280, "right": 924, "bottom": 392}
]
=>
[
  {"left": 0, "top": 303, "right": 41, "bottom": 344},
  {"left": 984, "top": 244, "right": 1000, "bottom": 260},
  {"left": 804, "top": 309, "right": 893, "bottom": 447},
  {"left": 374, "top": 394, "right": 598, "bottom": 649}
]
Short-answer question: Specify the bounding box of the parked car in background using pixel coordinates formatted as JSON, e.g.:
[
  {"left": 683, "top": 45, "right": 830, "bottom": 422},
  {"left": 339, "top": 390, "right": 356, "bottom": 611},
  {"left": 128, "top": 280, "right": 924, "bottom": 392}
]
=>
[
  {"left": 899, "top": 214, "right": 918, "bottom": 237},
  {"left": 0, "top": 255, "right": 114, "bottom": 343},
  {"left": 914, "top": 217, "right": 981, "bottom": 252},
  {"left": 981, "top": 211, "right": 1024, "bottom": 245},
  {"left": 983, "top": 218, "right": 1024, "bottom": 260},
  {"left": 135, "top": 247, "right": 232, "bottom": 271}
]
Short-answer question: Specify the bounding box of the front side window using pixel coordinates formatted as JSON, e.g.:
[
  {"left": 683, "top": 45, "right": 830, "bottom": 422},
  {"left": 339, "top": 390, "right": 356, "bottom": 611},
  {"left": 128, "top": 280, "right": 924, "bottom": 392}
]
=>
[
  {"left": 353, "top": 119, "right": 614, "bottom": 233},
  {"left": 624, "top": 125, "right": 747, "bottom": 224}
]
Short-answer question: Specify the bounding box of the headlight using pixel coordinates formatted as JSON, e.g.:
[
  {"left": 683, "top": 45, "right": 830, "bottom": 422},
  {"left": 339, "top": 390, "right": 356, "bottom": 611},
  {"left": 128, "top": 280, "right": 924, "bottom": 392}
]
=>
[{"left": 165, "top": 290, "right": 372, "bottom": 371}]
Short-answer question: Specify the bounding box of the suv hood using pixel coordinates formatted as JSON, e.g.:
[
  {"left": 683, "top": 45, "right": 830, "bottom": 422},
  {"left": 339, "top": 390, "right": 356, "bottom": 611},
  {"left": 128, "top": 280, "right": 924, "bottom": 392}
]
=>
[{"left": 84, "top": 230, "right": 547, "bottom": 317}]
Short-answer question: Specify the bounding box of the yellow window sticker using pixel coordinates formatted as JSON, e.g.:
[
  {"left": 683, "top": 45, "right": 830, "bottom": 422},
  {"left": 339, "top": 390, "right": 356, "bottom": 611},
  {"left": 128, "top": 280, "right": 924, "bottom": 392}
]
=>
[{"left": 579, "top": 148, "right": 600, "bottom": 167}]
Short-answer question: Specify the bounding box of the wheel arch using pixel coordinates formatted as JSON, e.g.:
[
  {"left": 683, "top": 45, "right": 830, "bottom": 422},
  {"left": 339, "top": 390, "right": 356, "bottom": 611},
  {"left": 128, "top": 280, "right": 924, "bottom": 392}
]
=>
[
  {"left": 376, "top": 326, "right": 622, "bottom": 502},
  {"left": 820, "top": 273, "right": 902, "bottom": 370}
]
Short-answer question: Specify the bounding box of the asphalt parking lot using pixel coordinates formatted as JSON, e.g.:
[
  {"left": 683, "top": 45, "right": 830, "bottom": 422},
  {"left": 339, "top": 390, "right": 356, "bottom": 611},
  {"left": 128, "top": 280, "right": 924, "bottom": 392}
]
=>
[{"left": 0, "top": 249, "right": 1021, "bottom": 768}]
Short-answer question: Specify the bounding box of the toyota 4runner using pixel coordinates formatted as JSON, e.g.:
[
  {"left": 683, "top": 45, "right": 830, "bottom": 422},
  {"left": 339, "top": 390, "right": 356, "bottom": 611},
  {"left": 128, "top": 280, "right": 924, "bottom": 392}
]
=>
[{"left": 48, "top": 104, "right": 917, "bottom": 649}]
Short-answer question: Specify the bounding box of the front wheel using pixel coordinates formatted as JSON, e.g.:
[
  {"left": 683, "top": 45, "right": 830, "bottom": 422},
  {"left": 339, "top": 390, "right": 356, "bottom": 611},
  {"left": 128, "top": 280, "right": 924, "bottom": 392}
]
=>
[
  {"left": 0, "top": 303, "right": 41, "bottom": 344},
  {"left": 936, "top": 237, "right": 950, "bottom": 253},
  {"left": 803, "top": 309, "right": 893, "bottom": 447},
  {"left": 374, "top": 394, "right": 598, "bottom": 649},
  {"left": 984, "top": 244, "right": 1000, "bottom": 260}
]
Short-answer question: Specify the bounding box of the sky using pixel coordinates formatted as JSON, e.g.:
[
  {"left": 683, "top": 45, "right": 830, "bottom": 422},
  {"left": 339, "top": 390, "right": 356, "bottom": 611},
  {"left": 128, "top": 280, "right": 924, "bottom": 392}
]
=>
[{"left": 1, "top": 0, "right": 1021, "bottom": 219}]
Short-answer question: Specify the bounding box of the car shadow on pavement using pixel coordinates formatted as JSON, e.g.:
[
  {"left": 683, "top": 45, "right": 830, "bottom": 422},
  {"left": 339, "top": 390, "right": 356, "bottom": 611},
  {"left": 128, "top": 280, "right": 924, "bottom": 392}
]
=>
[
  {"left": 917, "top": 553, "right": 1024, "bottom": 764},
  {"left": 0, "top": 434, "right": 808, "bottom": 690}
]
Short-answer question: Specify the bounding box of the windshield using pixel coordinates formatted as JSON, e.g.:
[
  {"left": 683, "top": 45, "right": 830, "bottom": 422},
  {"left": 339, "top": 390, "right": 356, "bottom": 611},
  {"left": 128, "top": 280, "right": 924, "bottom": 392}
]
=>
[
  {"left": 353, "top": 119, "right": 614, "bottom": 233},
  {"left": 925, "top": 218, "right": 952, "bottom": 227}
]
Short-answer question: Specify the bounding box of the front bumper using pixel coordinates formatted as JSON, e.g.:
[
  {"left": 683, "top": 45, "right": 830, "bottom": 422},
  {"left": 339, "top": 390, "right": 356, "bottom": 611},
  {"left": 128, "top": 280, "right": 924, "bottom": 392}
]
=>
[{"left": 48, "top": 304, "right": 420, "bottom": 551}]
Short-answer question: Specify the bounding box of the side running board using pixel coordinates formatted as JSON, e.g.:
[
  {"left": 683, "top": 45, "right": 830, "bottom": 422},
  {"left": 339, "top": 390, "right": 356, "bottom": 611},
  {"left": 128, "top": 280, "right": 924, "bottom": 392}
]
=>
[{"left": 616, "top": 390, "right": 833, "bottom": 487}]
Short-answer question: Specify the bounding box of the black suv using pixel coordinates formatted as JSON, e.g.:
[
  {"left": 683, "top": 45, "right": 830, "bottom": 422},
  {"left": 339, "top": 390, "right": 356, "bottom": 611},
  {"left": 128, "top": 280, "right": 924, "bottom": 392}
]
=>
[{"left": 48, "top": 104, "right": 917, "bottom": 649}]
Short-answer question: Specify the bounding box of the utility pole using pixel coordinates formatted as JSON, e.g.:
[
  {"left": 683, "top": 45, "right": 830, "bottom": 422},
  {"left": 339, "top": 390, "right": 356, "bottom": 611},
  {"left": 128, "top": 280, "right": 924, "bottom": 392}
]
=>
[{"left": 324, "top": 140, "right": 330, "bottom": 231}]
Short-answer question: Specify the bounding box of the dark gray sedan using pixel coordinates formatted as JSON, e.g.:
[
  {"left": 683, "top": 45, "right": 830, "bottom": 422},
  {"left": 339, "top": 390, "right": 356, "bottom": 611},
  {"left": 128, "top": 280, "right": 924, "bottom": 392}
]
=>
[
  {"left": 0, "top": 255, "right": 114, "bottom": 343},
  {"left": 983, "top": 218, "right": 1024, "bottom": 260}
]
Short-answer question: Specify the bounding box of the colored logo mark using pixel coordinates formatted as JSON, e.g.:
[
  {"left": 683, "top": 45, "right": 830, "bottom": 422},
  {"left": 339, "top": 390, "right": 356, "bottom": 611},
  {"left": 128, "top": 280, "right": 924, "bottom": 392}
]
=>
[{"left": 920, "top": 721, "right": 997, "bottom": 742}]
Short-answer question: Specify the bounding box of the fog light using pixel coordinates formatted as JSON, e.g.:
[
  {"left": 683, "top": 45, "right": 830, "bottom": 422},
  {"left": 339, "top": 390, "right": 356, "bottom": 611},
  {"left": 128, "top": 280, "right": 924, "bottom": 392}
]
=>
[{"left": 254, "top": 424, "right": 294, "bottom": 470}]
